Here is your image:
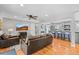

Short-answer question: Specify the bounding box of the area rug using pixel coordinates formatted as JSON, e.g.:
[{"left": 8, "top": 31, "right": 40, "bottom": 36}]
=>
[{"left": 0, "top": 49, "right": 16, "bottom": 55}]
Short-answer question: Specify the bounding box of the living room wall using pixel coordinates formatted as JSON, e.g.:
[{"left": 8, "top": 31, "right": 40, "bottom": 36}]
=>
[
  {"left": 2, "top": 17, "right": 40, "bottom": 36},
  {"left": 2, "top": 17, "right": 31, "bottom": 35}
]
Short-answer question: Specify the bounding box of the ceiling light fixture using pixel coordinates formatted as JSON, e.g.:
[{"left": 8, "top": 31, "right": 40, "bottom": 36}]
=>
[{"left": 20, "top": 4, "right": 23, "bottom": 7}]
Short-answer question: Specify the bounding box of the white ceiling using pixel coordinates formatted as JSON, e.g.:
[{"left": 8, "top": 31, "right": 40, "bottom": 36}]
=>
[{"left": 0, "top": 4, "right": 79, "bottom": 22}]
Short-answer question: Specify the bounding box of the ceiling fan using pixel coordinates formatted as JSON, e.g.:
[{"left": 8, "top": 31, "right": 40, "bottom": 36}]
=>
[{"left": 26, "top": 14, "right": 38, "bottom": 20}]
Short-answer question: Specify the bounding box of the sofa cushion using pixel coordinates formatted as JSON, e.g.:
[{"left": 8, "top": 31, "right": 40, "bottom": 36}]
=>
[
  {"left": 29, "top": 36, "right": 41, "bottom": 40},
  {"left": 0, "top": 34, "right": 8, "bottom": 40}
]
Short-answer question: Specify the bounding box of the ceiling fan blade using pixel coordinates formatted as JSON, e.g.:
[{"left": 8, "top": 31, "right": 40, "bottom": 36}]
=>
[{"left": 26, "top": 14, "right": 38, "bottom": 20}]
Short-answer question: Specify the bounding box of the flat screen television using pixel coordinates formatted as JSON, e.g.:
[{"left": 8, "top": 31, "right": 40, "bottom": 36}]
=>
[{"left": 16, "top": 24, "right": 28, "bottom": 31}]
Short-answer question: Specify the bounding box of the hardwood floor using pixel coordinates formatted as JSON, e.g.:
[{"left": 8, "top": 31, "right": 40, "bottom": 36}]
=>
[
  {"left": 32, "top": 38, "right": 79, "bottom": 55},
  {"left": 1, "top": 38, "right": 79, "bottom": 55}
]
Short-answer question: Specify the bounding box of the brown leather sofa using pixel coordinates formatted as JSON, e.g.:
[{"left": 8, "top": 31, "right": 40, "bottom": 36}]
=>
[
  {"left": 0, "top": 34, "right": 20, "bottom": 48},
  {"left": 21, "top": 34, "right": 53, "bottom": 55}
]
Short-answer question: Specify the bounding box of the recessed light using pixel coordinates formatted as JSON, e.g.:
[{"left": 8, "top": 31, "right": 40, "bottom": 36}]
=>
[{"left": 20, "top": 4, "right": 23, "bottom": 7}]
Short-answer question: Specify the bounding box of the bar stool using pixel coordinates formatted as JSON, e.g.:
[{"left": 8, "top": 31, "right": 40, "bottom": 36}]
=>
[
  {"left": 55, "top": 31, "right": 58, "bottom": 39},
  {"left": 57, "top": 32, "right": 62, "bottom": 39},
  {"left": 61, "top": 32, "right": 65, "bottom": 40},
  {"left": 64, "top": 32, "right": 71, "bottom": 41},
  {"left": 52, "top": 32, "right": 55, "bottom": 38}
]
